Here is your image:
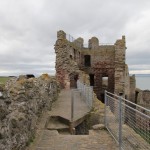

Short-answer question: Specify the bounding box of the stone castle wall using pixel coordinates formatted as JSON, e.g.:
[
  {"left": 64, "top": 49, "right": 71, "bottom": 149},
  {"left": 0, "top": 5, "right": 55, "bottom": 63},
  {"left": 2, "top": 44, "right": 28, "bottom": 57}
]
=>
[
  {"left": 0, "top": 74, "right": 59, "bottom": 150},
  {"left": 54, "top": 30, "right": 80, "bottom": 89},
  {"left": 136, "top": 89, "right": 150, "bottom": 109},
  {"left": 55, "top": 30, "right": 135, "bottom": 103},
  {"left": 130, "top": 75, "right": 136, "bottom": 103}
]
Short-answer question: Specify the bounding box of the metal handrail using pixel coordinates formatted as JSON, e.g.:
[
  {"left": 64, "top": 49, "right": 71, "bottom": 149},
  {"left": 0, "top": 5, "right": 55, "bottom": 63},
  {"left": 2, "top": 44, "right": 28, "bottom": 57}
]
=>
[
  {"left": 106, "top": 91, "right": 150, "bottom": 113},
  {"left": 77, "top": 80, "right": 93, "bottom": 109},
  {"left": 105, "top": 90, "right": 150, "bottom": 150}
]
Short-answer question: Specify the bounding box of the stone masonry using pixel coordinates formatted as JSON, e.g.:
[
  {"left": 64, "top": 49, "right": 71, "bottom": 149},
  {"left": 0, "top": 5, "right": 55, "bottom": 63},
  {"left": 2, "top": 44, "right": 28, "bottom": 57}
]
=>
[
  {"left": 55, "top": 30, "right": 136, "bottom": 103},
  {"left": 0, "top": 74, "right": 59, "bottom": 150},
  {"left": 55, "top": 30, "right": 80, "bottom": 89}
]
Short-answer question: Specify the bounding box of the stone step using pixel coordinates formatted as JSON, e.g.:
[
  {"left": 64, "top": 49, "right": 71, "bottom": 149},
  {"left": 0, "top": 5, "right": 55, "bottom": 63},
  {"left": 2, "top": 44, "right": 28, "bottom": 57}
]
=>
[{"left": 46, "top": 116, "right": 70, "bottom": 130}]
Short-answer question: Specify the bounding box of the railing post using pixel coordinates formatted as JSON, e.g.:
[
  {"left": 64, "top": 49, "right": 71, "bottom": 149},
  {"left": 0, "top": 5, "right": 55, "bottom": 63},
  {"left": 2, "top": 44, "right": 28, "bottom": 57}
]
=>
[
  {"left": 87, "top": 86, "right": 89, "bottom": 107},
  {"left": 119, "top": 96, "right": 122, "bottom": 150},
  {"left": 90, "top": 86, "right": 93, "bottom": 108},
  {"left": 70, "top": 89, "right": 75, "bottom": 135},
  {"left": 71, "top": 89, "right": 74, "bottom": 122},
  {"left": 83, "top": 84, "right": 86, "bottom": 101},
  {"left": 104, "top": 90, "right": 107, "bottom": 127}
]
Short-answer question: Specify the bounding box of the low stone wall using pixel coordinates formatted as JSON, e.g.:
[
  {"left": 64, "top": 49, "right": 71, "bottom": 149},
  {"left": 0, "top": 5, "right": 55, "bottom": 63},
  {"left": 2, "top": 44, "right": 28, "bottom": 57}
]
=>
[
  {"left": 0, "top": 74, "right": 59, "bottom": 150},
  {"left": 136, "top": 89, "right": 150, "bottom": 109}
]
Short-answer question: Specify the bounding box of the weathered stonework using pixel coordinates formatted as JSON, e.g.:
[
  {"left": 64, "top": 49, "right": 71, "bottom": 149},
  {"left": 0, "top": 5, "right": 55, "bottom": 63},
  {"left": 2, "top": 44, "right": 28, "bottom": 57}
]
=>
[
  {"left": 55, "top": 30, "right": 135, "bottom": 103},
  {"left": 54, "top": 30, "right": 80, "bottom": 89},
  {"left": 0, "top": 74, "right": 59, "bottom": 150},
  {"left": 136, "top": 89, "right": 150, "bottom": 109}
]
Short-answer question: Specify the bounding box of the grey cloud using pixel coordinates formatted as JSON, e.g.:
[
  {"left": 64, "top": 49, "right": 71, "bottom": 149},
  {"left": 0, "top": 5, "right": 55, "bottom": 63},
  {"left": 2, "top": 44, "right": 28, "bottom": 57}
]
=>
[
  {"left": 129, "top": 65, "right": 150, "bottom": 70},
  {"left": 0, "top": 63, "right": 55, "bottom": 76},
  {"left": 0, "top": 0, "right": 150, "bottom": 76}
]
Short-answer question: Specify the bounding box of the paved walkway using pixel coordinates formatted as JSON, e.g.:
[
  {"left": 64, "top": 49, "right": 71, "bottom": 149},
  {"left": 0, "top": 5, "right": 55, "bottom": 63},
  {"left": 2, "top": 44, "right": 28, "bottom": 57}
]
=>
[
  {"left": 36, "top": 130, "right": 118, "bottom": 150},
  {"left": 27, "top": 89, "right": 118, "bottom": 150},
  {"left": 48, "top": 89, "right": 90, "bottom": 121}
]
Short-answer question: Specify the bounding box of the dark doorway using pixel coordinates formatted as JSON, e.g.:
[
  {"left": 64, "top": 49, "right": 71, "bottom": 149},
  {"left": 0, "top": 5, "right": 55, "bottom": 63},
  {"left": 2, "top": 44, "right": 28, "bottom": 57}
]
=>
[
  {"left": 70, "top": 74, "right": 78, "bottom": 88},
  {"left": 101, "top": 93, "right": 105, "bottom": 103},
  {"left": 84, "top": 55, "right": 91, "bottom": 67},
  {"left": 89, "top": 74, "right": 94, "bottom": 86}
]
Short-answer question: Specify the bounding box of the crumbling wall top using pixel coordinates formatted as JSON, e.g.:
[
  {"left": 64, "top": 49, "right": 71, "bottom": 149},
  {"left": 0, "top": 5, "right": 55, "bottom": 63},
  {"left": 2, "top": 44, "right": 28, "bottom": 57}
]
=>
[
  {"left": 89, "top": 37, "right": 99, "bottom": 49},
  {"left": 74, "top": 37, "right": 84, "bottom": 48},
  {"left": 115, "top": 35, "right": 126, "bottom": 48},
  {"left": 57, "top": 30, "right": 66, "bottom": 39},
  {"left": 75, "top": 37, "right": 84, "bottom": 44}
]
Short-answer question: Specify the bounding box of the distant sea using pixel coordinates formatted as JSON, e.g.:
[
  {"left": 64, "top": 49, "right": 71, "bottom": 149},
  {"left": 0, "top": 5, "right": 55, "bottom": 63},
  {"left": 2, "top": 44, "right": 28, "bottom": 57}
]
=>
[{"left": 135, "top": 74, "right": 150, "bottom": 90}]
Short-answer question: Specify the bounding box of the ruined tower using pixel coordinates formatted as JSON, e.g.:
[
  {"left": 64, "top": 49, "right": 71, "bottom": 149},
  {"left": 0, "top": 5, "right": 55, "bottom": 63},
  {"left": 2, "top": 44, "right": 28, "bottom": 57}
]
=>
[{"left": 54, "top": 30, "right": 136, "bottom": 103}]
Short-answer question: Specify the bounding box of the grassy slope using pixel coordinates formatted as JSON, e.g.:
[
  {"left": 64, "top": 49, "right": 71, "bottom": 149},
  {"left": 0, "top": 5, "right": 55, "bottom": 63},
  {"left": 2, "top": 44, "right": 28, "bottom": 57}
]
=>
[{"left": 0, "top": 77, "right": 10, "bottom": 85}]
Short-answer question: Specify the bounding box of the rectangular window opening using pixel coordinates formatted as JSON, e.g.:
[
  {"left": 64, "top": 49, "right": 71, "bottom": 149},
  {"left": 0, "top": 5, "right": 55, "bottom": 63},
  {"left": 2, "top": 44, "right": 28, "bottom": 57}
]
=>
[{"left": 84, "top": 55, "right": 91, "bottom": 67}]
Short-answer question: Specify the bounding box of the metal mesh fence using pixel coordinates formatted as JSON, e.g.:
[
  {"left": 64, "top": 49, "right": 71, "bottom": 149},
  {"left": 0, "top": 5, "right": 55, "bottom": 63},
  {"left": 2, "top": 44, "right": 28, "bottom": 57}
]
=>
[
  {"left": 70, "top": 84, "right": 93, "bottom": 122},
  {"left": 66, "top": 34, "right": 75, "bottom": 42},
  {"left": 105, "top": 91, "right": 150, "bottom": 150},
  {"left": 77, "top": 80, "right": 93, "bottom": 108},
  {"left": 66, "top": 34, "right": 83, "bottom": 48}
]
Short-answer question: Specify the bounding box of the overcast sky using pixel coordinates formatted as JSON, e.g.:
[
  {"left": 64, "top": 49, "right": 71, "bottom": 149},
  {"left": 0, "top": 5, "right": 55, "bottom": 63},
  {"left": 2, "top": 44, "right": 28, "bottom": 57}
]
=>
[{"left": 0, "top": 0, "right": 150, "bottom": 76}]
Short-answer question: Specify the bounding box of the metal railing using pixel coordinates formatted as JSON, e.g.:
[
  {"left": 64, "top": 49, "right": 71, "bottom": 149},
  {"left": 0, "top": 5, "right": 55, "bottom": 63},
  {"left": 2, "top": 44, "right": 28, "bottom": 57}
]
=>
[
  {"left": 77, "top": 80, "right": 93, "bottom": 109},
  {"left": 66, "top": 34, "right": 75, "bottom": 42},
  {"left": 70, "top": 81, "right": 93, "bottom": 122},
  {"left": 105, "top": 91, "right": 150, "bottom": 150},
  {"left": 66, "top": 34, "right": 83, "bottom": 49},
  {"left": 66, "top": 33, "right": 115, "bottom": 49}
]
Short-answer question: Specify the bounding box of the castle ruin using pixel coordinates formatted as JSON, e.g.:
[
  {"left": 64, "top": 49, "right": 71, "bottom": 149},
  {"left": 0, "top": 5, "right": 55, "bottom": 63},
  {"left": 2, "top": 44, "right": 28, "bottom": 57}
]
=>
[{"left": 55, "top": 30, "right": 136, "bottom": 103}]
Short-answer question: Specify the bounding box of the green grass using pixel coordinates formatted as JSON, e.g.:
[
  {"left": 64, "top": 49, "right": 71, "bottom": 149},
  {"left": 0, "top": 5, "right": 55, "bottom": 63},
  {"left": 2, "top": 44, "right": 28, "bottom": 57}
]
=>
[{"left": 0, "top": 77, "right": 10, "bottom": 85}]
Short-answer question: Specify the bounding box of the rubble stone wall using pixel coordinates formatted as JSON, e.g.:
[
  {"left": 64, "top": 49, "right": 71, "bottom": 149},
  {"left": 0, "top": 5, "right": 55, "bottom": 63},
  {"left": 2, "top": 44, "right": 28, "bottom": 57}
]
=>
[
  {"left": 130, "top": 75, "right": 136, "bottom": 103},
  {"left": 142, "top": 90, "right": 150, "bottom": 107},
  {"left": 55, "top": 30, "right": 136, "bottom": 103},
  {"left": 0, "top": 74, "right": 59, "bottom": 150},
  {"left": 54, "top": 30, "right": 80, "bottom": 89},
  {"left": 136, "top": 89, "right": 150, "bottom": 109}
]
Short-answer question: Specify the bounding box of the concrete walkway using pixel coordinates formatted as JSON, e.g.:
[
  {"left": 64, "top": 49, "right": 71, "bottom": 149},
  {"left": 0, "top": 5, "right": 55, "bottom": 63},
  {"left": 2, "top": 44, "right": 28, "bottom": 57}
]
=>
[
  {"left": 48, "top": 89, "right": 90, "bottom": 121},
  {"left": 27, "top": 89, "right": 118, "bottom": 150}
]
